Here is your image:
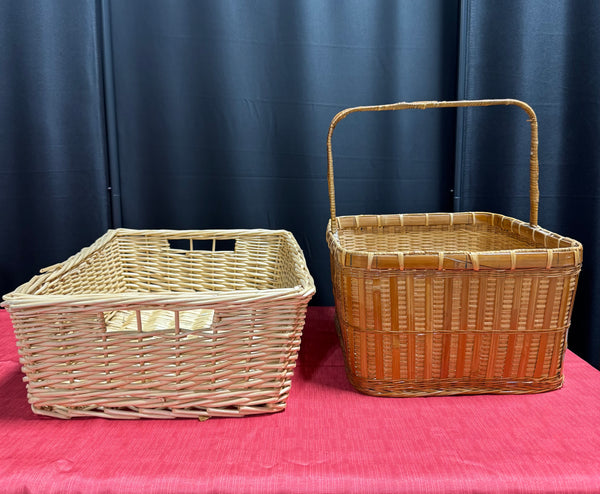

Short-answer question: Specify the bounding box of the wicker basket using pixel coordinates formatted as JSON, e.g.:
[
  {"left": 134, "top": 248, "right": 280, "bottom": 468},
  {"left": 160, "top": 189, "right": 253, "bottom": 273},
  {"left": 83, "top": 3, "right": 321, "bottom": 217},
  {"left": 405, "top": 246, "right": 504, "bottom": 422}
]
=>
[
  {"left": 2, "top": 228, "right": 315, "bottom": 418},
  {"left": 326, "top": 99, "right": 582, "bottom": 397}
]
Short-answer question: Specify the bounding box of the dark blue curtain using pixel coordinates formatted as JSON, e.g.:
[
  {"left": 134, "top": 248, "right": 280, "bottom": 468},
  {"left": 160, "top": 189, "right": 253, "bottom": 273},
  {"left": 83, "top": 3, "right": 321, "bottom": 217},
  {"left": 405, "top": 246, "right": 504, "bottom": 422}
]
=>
[
  {"left": 1, "top": 0, "right": 599, "bottom": 367},
  {"left": 0, "top": 1, "right": 110, "bottom": 291},
  {"left": 106, "top": 0, "right": 460, "bottom": 307},
  {"left": 457, "top": 0, "right": 600, "bottom": 366}
]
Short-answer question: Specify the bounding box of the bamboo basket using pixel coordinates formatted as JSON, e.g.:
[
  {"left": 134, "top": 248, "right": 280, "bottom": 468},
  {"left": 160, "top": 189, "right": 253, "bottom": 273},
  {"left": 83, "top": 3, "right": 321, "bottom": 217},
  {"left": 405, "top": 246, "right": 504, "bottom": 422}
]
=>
[
  {"left": 326, "top": 99, "right": 582, "bottom": 397},
  {"left": 2, "top": 228, "right": 315, "bottom": 419}
]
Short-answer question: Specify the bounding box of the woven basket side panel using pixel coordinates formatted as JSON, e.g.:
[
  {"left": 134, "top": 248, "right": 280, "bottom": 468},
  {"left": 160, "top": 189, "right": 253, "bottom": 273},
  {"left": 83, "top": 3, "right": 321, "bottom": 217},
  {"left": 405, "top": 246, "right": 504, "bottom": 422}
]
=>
[
  {"left": 332, "top": 261, "right": 579, "bottom": 395},
  {"left": 272, "top": 235, "right": 313, "bottom": 289},
  {"left": 337, "top": 223, "right": 542, "bottom": 253},
  {"left": 13, "top": 296, "right": 309, "bottom": 419},
  {"left": 34, "top": 239, "right": 125, "bottom": 295},
  {"left": 116, "top": 234, "right": 286, "bottom": 293}
]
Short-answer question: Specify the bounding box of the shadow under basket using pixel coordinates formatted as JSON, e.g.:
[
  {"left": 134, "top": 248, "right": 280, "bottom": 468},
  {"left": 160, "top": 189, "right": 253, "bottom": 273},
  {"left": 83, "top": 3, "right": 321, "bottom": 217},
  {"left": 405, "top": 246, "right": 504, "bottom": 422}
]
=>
[
  {"left": 2, "top": 228, "right": 315, "bottom": 419},
  {"left": 325, "top": 99, "right": 583, "bottom": 397}
]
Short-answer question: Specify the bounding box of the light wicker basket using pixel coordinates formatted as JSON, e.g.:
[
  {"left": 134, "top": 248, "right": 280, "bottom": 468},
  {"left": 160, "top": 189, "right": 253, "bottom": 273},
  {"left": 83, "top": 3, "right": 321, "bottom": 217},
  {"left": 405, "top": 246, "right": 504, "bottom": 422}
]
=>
[
  {"left": 326, "top": 99, "right": 582, "bottom": 397},
  {"left": 2, "top": 228, "right": 315, "bottom": 419}
]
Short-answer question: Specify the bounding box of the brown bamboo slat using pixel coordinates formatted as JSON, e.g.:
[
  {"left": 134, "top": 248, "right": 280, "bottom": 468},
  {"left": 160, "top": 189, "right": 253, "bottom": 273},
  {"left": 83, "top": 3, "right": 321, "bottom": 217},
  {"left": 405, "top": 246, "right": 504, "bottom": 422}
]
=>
[
  {"left": 327, "top": 99, "right": 583, "bottom": 396},
  {"left": 2, "top": 228, "right": 315, "bottom": 418}
]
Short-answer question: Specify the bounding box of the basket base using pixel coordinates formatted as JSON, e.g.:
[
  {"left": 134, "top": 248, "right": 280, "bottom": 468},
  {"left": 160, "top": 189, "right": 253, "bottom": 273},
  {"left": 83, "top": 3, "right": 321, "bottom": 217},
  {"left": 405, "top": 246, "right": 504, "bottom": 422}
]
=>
[
  {"left": 344, "top": 373, "right": 564, "bottom": 397},
  {"left": 334, "top": 313, "right": 565, "bottom": 397},
  {"left": 30, "top": 402, "right": 287, "bottom": 419}
]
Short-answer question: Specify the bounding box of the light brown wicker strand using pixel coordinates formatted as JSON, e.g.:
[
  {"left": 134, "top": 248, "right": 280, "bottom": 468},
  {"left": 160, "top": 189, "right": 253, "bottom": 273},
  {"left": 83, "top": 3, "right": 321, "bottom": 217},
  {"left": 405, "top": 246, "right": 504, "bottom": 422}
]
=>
[
  {"left": 373, "top": 279, "right": 384, "bottom": 380},
  {"left": 327, "top": 99, "right": 540, "bottom": 229},
  {"left": 550, "top": 277, "right": 572, "bottom": 376},
  {"left": 487, "top": 278, "right": 504, "bottom": 379},
  {"left": 440, "top": 278, "right": 453, "bottom": 379},
  {"left": 536, "top": 278, "right": 557, "bottom": 377},
  {"left": 406, "top": 276, "right": 415, "bottom": 380},
  {"left": 455, "top": 278, "right": 469, "bottom": 379},
  {"left": 390, "top": 277, "right": 401, "bottom": 380},
  {"left": 424, "top": 277, "right": 433, "bottom": 380},
  {"left": 471, "top": 277, "right": 487, "bottom": 377},
  {"left": 504, "top": 279, "right": 522, "bottom": 377},
  {"left": 519, "top": 278, "right": 539, "bottom": 378}
]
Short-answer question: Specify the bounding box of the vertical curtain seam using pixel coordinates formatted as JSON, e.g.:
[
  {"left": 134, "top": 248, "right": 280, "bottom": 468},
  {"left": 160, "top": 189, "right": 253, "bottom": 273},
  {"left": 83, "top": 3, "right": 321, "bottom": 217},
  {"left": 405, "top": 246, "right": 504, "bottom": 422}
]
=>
[
  {"left": 453, "top": 0, "right": 471, "bottom": 213},
  {"left": 99, "top": 0, "right": 123, "bottom": 228}
]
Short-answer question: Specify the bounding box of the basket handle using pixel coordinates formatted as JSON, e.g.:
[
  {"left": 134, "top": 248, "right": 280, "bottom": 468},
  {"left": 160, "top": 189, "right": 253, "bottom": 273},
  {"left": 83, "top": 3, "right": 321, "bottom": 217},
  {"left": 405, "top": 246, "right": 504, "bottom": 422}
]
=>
[{"left": 327, "top": 99, "right": 539, "bottom": 232}]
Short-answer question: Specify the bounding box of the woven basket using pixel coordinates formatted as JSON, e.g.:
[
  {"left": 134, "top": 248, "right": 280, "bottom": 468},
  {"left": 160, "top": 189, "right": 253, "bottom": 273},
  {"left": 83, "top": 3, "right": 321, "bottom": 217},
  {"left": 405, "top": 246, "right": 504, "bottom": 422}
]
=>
[
  {"left": 326, "top": 99, "right": 582, "bottom": 397},
  {"left": 2, "top": 228, "right": 315, "bottom": 419}
]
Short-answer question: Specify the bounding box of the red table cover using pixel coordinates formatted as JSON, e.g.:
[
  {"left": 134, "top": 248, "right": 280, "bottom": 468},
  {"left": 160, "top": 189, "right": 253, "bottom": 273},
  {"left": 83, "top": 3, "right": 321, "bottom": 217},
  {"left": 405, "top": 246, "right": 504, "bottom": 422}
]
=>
[{"left": 1, "top": 306, "right": 600, "bottom": 493}]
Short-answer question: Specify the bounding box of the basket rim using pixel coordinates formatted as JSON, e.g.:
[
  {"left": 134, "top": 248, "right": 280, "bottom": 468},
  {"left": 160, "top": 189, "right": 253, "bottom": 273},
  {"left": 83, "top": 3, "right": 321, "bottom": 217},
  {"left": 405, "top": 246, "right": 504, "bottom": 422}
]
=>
[
  {"left": 2, "top": 286, "right": 315, "bottom": 309},
  {"left": 327, "top": 211, "right": 582, "bottom": 270},
  {"left": 2, "top": 227, "right": 316, "bottom": 308}
]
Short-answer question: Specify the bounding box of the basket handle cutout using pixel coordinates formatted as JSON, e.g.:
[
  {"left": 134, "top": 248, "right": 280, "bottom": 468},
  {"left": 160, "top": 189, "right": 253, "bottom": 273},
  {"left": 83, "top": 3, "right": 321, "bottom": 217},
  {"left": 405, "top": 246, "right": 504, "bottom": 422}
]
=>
[
  {"left": 326, "top": 99, "right": 539, "bottom": 232},
  {"left": 103, "top": 308, "right": 216, "bottom": 335},
  {"left": 168, "top": 238, "right": 236, "bottom": 252}
]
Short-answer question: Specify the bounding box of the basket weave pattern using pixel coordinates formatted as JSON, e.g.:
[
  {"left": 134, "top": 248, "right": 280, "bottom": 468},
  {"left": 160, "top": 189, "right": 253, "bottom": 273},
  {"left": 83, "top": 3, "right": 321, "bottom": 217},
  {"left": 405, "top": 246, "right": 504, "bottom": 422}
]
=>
[
  {"left": 329, "top": 213, "right": 580, "bottom": 396},
  {"left": 326, "top": 100, "right": 583, "bottom": 397},
  {"left": 3, "top": 229, "right": 315, "bottom": 419}
]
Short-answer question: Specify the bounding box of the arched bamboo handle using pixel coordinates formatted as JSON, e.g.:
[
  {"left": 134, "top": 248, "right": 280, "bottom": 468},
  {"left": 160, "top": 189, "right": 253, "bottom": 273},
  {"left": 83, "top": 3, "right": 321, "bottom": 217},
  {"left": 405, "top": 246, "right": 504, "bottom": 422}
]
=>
[{"left": 327, "top": 99, "right": 539, "bottom": 232}]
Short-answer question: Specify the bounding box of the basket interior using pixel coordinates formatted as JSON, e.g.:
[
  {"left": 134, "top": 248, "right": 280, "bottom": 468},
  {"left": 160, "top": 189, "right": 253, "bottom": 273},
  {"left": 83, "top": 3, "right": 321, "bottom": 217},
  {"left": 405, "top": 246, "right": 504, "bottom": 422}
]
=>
[
  {"left": 32, "top": 231, "right": 304, "bottom": 296},
  {"left": 337, "top": 222, "right": 541, "bottom": 253}
]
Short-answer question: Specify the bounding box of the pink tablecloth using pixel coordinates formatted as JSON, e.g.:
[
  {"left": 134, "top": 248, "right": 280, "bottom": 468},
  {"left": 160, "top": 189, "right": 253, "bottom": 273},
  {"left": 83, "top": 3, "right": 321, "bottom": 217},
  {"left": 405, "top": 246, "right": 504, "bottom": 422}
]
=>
[{"left": 1, "top": 306, "right": 600, "bottom": 493}]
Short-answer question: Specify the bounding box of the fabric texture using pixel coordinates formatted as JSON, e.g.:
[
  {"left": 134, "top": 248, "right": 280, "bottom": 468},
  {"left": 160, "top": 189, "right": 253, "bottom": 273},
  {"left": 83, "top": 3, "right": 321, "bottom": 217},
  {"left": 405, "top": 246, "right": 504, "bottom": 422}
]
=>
[
  {"left": 0, "top": 1, "right": 110, "bottom": 293},
  {"left": 1, "top": 0, "right": 599, "bottom": 368},
  {"left": 457, "top": 0, "right": 600, "bottom": 367},
  {"left": 106, "top": 0, "right": 460, "bottom": 306},
  {"left": 1, "top": 307, "right": 600, "bottom": 494}
]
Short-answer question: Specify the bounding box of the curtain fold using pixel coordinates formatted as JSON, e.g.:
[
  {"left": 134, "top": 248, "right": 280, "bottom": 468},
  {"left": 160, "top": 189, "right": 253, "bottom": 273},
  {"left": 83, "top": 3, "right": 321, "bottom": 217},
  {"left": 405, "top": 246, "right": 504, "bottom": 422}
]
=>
[
  {"left": 1, "top": 1, "right": 598, "bottom": 367},
  {"left": 457, "top": 0, "right": 600, "bottom": 366},
  {"left": 107, "top": 0, "right": 460, "bottom": 305},
  {"left": 0, "top": 1, "right": 109, "bottom": 294}
]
